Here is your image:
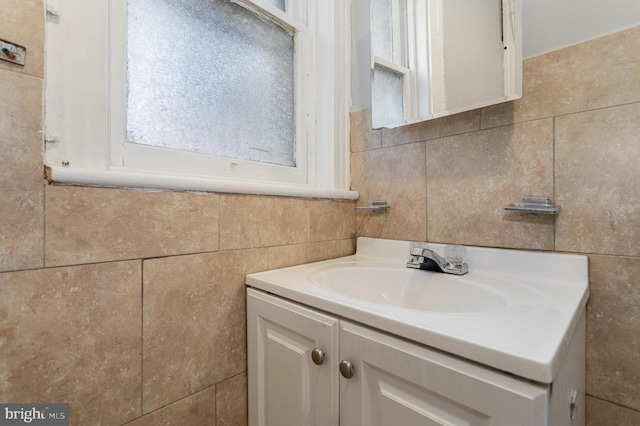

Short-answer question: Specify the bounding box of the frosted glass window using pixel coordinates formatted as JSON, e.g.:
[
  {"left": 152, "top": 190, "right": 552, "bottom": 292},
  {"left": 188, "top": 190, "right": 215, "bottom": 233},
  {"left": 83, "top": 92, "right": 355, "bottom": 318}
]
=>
[
  {"left": 371, "top": 0, "right": 407, "bottom": 64},
  {"left": 127, "top": 0, "right": 295, "bottom": 167},
  {"left": 266, "top": 0, "right": 286, "bottom": 11},
  {"left": 372, "top": 0, "right": 394, "bottom": 61},
  {"left": 372, "top": 66, "right": 405, "bottom": 129}
]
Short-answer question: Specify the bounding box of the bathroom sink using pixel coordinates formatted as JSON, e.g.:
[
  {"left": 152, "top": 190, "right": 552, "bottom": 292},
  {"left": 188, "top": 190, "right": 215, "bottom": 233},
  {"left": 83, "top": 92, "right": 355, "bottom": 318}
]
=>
[
  {"left": 246, "top": 237, "right": 589, "bottom": 383},
  {"left": 308, "top": 263, "right": 507, "bottom": 313}
]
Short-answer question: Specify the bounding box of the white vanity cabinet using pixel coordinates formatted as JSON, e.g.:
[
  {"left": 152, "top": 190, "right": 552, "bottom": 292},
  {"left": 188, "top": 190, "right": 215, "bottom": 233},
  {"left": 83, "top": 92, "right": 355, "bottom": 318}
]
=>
[
  {"left": 248, "top": 288, "right": 566, "bottom": 426},
  {"left": 247, "top": 288, "right": 340, "bottom": 425},
  {"left": 339, "top": 320, "right": 549, "bottom": 425}
]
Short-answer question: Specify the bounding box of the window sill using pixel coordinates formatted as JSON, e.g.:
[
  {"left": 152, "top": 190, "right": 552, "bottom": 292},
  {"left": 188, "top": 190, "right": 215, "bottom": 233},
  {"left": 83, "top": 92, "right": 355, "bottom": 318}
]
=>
[{"left": 45, "top": 166, "right": 359, "bottom": 200}]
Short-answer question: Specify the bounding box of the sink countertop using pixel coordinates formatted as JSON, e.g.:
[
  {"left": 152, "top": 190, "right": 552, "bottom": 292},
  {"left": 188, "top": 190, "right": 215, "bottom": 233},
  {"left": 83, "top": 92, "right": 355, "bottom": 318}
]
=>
[{"left": 246, "top": 237, "right": 589, "bottom": 383}]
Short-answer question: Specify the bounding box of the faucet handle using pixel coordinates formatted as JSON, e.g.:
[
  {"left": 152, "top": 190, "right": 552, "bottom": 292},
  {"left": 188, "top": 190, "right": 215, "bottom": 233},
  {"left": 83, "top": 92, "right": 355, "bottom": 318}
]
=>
[
  {"left": 410, "top": 242, "right": 427, "bottom": 257},
  {"left": 444, "top": 245, "right": 466, "bottom": 266}
]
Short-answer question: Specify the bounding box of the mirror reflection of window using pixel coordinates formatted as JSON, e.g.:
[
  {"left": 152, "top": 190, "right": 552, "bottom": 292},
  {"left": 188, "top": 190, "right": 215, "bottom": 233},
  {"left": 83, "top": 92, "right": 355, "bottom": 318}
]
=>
[
  {"left": 371, "top": 0, "right": 410, "bottom": 128},
  {"left": 371, "top": 0, "right": 522, "bottom": 129},
  {"left": 264, "top": 0, "right": 286, "bottom": 11},
  {"left": 372, "top": 65, "right": 405, "bottom": 128},
  {"left": 371, "top": 0, "right": 405, "bottom": 64}
]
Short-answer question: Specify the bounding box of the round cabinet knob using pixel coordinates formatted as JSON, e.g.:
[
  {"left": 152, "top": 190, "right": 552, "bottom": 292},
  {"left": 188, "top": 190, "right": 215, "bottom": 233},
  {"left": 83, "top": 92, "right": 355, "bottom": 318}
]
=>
[
  {"left": 339, "top": 360, "right": 355, "bottom": 378},
  {"left": 311, "top": 348, "right": 325, "bottom": 365}
]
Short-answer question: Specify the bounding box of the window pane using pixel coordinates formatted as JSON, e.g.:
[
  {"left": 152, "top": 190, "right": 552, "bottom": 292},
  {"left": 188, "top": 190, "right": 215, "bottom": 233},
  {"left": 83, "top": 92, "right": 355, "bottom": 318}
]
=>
[
  {"left": 372, "top": 65, "right": 405, "bottom": 129},
  {"left": 265, "top": 0, "right": 286, "bottom": 11},
  {"left": 371, "top": 0, "right": 394, "bottom": 61},
  {"left": 127, "top": 0, "right": 295, "bottom": 167},
  {"left": 371, "top": 0, "right": 407, "bottom": 65}
]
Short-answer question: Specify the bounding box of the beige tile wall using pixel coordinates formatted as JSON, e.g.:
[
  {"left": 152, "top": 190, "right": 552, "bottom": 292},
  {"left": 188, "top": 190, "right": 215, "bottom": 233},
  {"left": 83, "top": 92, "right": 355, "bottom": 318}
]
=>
[
  {"left": 2, "top": 188, "right": 355, "bottom": 426},
  {"left": 0, "top": 261, "right": 142, "bottom": 425},
  {"left": 0, "top": 69, "right": 43, "bottom": 272},
  {"left": 2, "top": 1, "right": 639, "bottom": 424},
  {"left": 0, "top": 2, "right": 356, "bottom": 424},
  {"left": 351, "top": 25, "right": 640, "bottom": 424}
]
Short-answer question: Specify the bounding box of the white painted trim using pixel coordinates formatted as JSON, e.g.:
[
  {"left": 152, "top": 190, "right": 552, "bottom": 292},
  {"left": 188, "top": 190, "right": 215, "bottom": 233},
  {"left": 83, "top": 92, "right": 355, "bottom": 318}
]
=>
[
  {"left": 232, "top": 0, "right": 307, "bottom": 34},
  {"left": 45, "top": 0, "right": 111, "bottom": 170},
  {"left": 411, "top": 0, "right": 433, "bottom": 121},
  {"left": 372, "top": 56, "right": 413, "bottom": 123},
  {"left": 47, "top": 167, "right": 359, "bottom": 200},
  {"left": 337, "top": 0, "right": 352, "bottom": 192},
  {"left": 45, "top": 0, "right": 351, "bottom": 195},
  {"left": 427, "top": 0, "right": 446, "bottom": 115},
  {"left": 108, "top": 0, "right": 309, "bottom": 184},
  {"left": 429, "top": 95, "right": 515, "bottom": 119},
  {"left": 503, "top": 0, "right": 523, "bottom": 100},
  {"left": 373, "top": 56, "right": 409, "bottom": 76}
]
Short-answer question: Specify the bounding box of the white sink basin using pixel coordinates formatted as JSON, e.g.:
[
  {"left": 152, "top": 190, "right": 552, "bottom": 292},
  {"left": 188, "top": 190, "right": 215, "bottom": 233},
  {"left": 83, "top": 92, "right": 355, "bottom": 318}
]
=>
[
  {"left": 309, "top": 263, "right": 508, "bottom": 313},
  {"left": 246, "top": 237, "right": 589, "bottom": 383}
]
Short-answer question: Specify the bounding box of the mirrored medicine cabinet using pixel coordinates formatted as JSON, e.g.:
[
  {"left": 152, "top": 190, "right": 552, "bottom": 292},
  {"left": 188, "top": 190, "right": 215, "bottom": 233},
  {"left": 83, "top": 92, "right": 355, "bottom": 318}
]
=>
[{"left": 371, "top": 0, "right": 522, "bottom": 129}]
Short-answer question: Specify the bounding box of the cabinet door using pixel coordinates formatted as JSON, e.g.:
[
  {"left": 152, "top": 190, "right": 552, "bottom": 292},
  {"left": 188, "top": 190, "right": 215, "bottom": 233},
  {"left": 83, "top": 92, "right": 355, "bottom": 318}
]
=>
[
  {"left": 247, "top": 289, "right": 340, "bottom": 426},
  {"left": 339, "top": 321, "right": 549, "bottom": 426}
]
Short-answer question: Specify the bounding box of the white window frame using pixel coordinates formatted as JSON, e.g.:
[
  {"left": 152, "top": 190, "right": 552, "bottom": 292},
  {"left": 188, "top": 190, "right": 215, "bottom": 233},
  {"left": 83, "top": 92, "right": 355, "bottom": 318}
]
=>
[
  {"left": 371, "top": 0, "right": 429, "bottom": 125},
  {"left": 372, "top": 57, "right": 413, "bottom": 124},
  {"left": 44, "top": 0, "right": 357, "bottom": 200},
  {"left": 371, "top": 0, "right": 415, "bottom": 125}
]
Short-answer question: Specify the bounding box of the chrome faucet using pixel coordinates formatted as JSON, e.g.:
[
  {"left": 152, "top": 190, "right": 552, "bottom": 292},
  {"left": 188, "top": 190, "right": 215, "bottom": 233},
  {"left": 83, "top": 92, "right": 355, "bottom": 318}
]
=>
[{"left": 407, "top": 244, "right": 469, "bottom": 275}]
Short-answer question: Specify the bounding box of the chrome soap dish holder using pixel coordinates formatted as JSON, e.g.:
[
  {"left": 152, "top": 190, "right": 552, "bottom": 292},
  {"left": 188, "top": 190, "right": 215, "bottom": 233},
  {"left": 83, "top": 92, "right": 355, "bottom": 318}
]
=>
[
  {"left": 355, "top": 201, "right": 390, "bottom": 213},
  {"left": 504, "top": 197, "right": 561, "bottom": 215}
]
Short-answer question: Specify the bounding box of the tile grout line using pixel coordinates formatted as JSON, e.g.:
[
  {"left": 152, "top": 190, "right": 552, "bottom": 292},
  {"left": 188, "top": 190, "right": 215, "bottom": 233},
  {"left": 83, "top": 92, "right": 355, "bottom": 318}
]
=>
[
  {"left": 140, "top": 258, "right": 144, "bottom": 418},
  {"left": 424, "top": 141, "right": 429, "bottom": 242},
  {"left": 552, "top": 116, "right": 557, "bottom": 252},
  {"left": 42, "top": 182, "right": 46, "bottom": 269},
  {"left": 366, "top": 98, "right": 640, "bottom": 155},
  {"left": 586, "top": 393, "right": 640, "bottom": 414},
  {"left": 217, "top": 194, "right": 222, "bottom": 257}
]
